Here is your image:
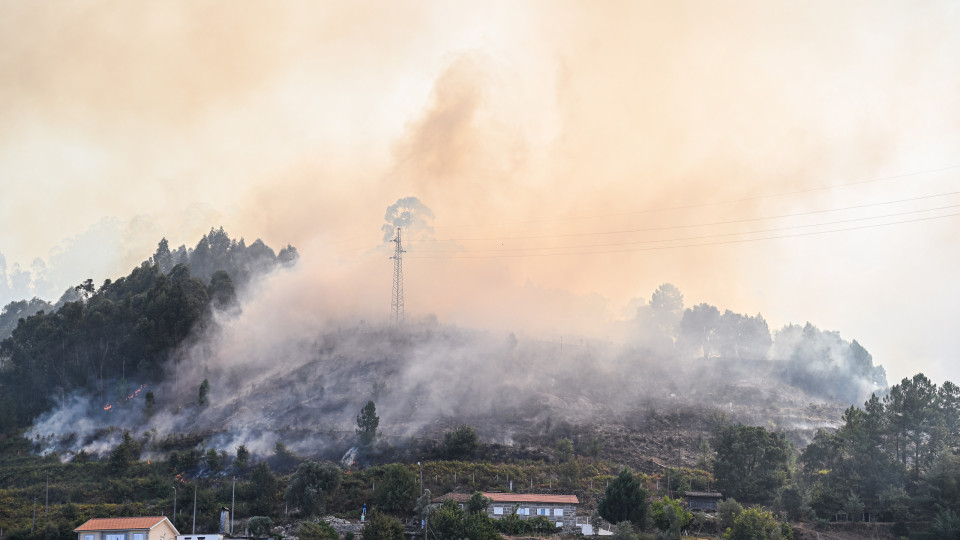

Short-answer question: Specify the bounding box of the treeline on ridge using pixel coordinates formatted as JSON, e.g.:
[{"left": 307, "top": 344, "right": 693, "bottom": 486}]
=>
[
  {"left": 0, "top": 228, "right": 297, "bottom": 432},
  {"left": 632, "top": 283, "right": 887, "bottom": 404}
]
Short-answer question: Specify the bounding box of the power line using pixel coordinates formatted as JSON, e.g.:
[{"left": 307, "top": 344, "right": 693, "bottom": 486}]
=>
[
  {"left": 328, "top": 164, "right": 960, "bottom": 256},
  {"left": 337, "top": 189, "right": 960, "bottom": 257},
  {"left": 406, "top": 211, "right": 960, "bottom": 259},
  {"left": 323, "top": 163, "right": 960, "bottom": 257},
  {"left": 415, "top": 202, "right": 960, "bottom": 254},
  {"left": 428, "top": 190, "right": 960, "bottom": 244},
  {"left": 431, "top": 163, "right": 960, "bottom": 229}
]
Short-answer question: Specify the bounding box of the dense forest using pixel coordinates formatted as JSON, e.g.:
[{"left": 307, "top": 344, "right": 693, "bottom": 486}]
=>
[{"left": 0, "top": 227, "right": 297, "bottom": 431}]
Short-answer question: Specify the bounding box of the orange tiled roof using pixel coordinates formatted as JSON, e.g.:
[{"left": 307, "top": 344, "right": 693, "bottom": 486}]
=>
[
  {"left": 433, "top": 492, "right": 472, "bottom": 503},
  {"left": 484, "top": 493, "right": 578, "bottom": 504},
  {"left": 75, "top": 517, "right": 171, "bottom": 532}
]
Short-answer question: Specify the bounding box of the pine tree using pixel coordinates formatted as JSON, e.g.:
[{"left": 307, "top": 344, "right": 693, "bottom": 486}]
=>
[{"left": 356, "top": 401, "right": 379, "bottom": 447}]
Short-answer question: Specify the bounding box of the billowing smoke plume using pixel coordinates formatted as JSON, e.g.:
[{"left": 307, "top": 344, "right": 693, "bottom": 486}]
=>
[
  {"left": 2, "top": 1, "right": 959, "bottom": 387},
  {"left": 772, "top": 323, "right": 888, "bottom": 405},
  {"left": 26, "top": 269, "right": 874, "bottom": 461}
]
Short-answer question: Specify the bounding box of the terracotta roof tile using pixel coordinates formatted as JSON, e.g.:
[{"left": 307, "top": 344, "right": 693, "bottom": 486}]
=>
[
  {"left": 484, "top": 493, "right": 578, "bottom": 504},
  {"left": 75, "top": 517, "right": 171, "bottom": 532}
]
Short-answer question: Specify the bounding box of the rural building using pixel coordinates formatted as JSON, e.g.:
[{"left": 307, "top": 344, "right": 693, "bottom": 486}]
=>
[
  {"left": 433, "top": 492, "right": 579, "bottom": 529},
  {"left": 75, "top": 517, "right": 179, "bottom": 540},
  {"left": 177, "top": 535, "right": 224, "bottom": 540},
  {"left": 684, "top": 491, "right": 723, "bottom": 512}
]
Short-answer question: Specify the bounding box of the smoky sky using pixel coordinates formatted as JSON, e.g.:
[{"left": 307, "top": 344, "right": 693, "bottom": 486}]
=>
[{"left": 1, "top": 1, "right": 960, "bottom": 385}]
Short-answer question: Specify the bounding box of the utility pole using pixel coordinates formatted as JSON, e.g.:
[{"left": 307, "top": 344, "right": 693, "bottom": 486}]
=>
[
  {"left": 192, "top": 484, "right": 197, "bottom": 534},
  {"left": 390, "top": 227, "right": 406, "bottom": 324},
  {"left": 172, "top": 487, "right": 177, "bottom": 529},
  {"left": 231, "top": 477, "right": 236, "bottom": 534},
  {"left": 418, "top": 461, "right": 423, "bottom": 496}
]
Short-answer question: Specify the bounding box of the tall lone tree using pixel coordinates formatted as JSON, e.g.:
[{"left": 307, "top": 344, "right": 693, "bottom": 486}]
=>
[
  {"left": 356, "top": 400, "right": 379, "bottom": 447},
  {"left": 598, "top": 469, "right": 648, "bottom": 528},
  {"left": 199, "top": 379, "right": 210, "bottom": 406},
  {"left": 108, "top": 431, "right": 142, "bottom": 475},
  {"left": 442, "top": 424, "right": 480, "bottom": 459}
]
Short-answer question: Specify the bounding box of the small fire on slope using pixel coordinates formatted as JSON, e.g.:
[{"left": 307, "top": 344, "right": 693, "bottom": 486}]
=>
[{"left": 103, "top": 384, "right": 148, "bottom": 412}]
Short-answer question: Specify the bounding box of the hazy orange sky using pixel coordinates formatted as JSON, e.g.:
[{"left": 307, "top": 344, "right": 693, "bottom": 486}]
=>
[{"left": 2, "top": 1, "right": 959, "bottom": 385}]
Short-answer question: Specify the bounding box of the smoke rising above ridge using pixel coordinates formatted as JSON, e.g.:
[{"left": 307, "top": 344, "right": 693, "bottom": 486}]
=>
[
  {"left": 27, "top": 259, "right": 884, "bottom": 461},
  {"left": 2, "top": 0, "right": 960, "bottom": 386}
]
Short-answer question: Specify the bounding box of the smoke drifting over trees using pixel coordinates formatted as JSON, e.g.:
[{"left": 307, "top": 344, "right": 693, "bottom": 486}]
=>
[
  {"left": 10, "top": 235, "right": 887, "bottom": 464},
  {"left": 0, "top": 218, "right": 157, "bottom": 308},
  {"left": 150, "top": 226, "right": 299, "bottom": 286},
  {"left": 0, "top": 213, "right": 889, "bottom": 465},
  {"left": 627, "top": 283, "right": 887, "bottom": 405},
  {"left": 774, "top": 323, "right": 888, "bottom": 405},
  {"left": 0, "top": 228, "right": 296, "bottom": 436},
  {"left": 0, "top": 297, "right": 53, "bottom": 340}
]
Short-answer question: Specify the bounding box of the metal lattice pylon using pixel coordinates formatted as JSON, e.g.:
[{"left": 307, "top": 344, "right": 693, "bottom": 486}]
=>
[{"left": 390, "top": 227, "right": 405, "bottom": 324}]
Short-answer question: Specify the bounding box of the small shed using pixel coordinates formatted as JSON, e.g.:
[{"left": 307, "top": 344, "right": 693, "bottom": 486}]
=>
[{"left": 684, "top": 491, "right": 723, "bottom": 512}]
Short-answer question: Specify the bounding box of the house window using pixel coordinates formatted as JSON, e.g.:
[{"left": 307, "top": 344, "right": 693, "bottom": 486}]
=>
[
  {"left": 554, "top": 508, "right": 564, "bottom": 516},
  {"left": 134, "top": 533, "right": 144, "bottom": 540},
  {"left": 106, "top": 534, "right": 124, "bottom": 540},
  {"left": 85, "top": 535, "right": 94, "bottom": 540},
  {"left": 537, "top": 508, "right": 549, "bottom": 516},
  {"left": 516, "top": 508, "right": 529, "bottom": 516},
  {"left": 556, "top": 522, "right": 563, "bottom": 527},
  {"left": 493, "top": 507, "right": 503, "bottom": 515}
]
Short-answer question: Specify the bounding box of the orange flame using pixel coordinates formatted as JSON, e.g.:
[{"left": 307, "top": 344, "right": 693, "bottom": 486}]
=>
[{"left": 127, "top": 384, "right": 147, "bottom": 400}]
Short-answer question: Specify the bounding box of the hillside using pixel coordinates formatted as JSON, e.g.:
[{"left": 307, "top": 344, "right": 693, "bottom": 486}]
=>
[
  {"left": 24, "top": 313, "right": 850, "bottom": 473},
  {"left": 4, "top": 233, "right": 960, "bottom": 540},
  {"left": 2, "top": 242, "right": 883, "bottom": 470}
]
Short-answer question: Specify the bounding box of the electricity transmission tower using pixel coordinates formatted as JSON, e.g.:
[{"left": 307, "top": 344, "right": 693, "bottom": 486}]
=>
[{"left": 390, "top": 227, "right": 406, "bottom": 324}]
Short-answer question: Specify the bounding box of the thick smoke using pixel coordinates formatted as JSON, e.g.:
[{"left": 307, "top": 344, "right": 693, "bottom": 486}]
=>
[
  {"left": 27, "top": 264, "right": 867, "bottom": 461},
  {"left": 0, "top": 297, "right": 53, "bottom": 340},
  {"left": 772, "top": 323, "right": 888, "bottom": 405},
  {"left": 2, "top": 2, "right": 960, "bottom": 385},
  {"left": 11, "top": 0, "right": 940, "bottom": 457},
  {"left": 0, "top": 213, "right": 226, "bottom": 308}
]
